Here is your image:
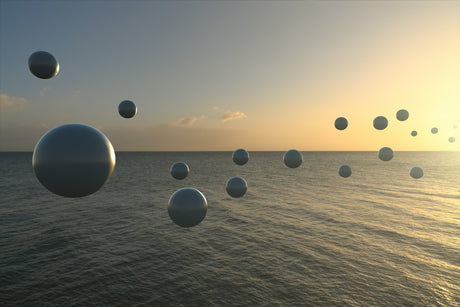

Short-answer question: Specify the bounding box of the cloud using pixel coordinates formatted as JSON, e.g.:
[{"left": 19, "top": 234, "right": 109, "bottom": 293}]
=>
[
  {"left": 40, "top": 87, "right": 48, "bottom": 97},
  {"left": 173, "top": 115, "right": 206, "bottom": 126},
  {"left": 0, "top": 91, "right": 28, "bottom": 112},
  {"left": 220, "top": 111, "right": 247, "bottom": 122}
]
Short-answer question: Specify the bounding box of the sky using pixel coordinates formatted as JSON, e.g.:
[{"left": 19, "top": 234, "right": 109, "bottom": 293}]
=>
[{"left": 0, "top": 0, "right": 459, "bottom": 151}]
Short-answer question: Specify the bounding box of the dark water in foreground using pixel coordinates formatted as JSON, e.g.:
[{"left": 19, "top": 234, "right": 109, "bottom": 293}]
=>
[{"left": 1, "top": 152, "right": 459, "bottom": 306}]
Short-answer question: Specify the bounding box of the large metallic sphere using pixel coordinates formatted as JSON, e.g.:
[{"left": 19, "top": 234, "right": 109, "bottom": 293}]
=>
[
  {"left": 168, "top": 188, "right": 208, "bottom": 227},
  {"left": 32, "top": 124, "right": 116, "bottom": 197},
  {"left": 283, "top": 149, "right": 303, "bottom": 168},
  {"left": 396, "top": 109, "right": 409, "bottom": 121},
  {"left": 226, "top": 176, "right": 248, "bottom": 198},
  {"left": 378, "top": 147, "right": 394, "bottom": 162},
  {"left": 431, "top": 127, "right": 438, "bottom": 134},
  {"left": 232, "top": 148, "right": 249, "bottom": 165},
  {"left": 448, "top": 137, "right": 455, "bottom": 143},
  {"left": 170, "top": 162, "right": 189, "bottom": 180},
  {"left": 118, "top": 100, "right": 137, "bottom": 119},
  {"left": 334, "top": 117, "right": 348, "bottom": 130},
  {"left": 411, "top": 130, "right": 418, "bottom": 137},
  {"left": 28, "top": 51, "right": 59, "bottom": 79},
  {"left": 373, "top": 116, "right": 388, "bottom": 130},
  {"left": 410, "top": 167, "right": 423, "bottom": 179},
  {"left": 338, "top": 165, "right": 352, "bottom": 178}
]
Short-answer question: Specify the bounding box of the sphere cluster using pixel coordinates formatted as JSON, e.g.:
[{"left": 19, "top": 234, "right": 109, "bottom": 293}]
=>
[{"left": 27, "top": 51, "right": 454, "bottom": 230}]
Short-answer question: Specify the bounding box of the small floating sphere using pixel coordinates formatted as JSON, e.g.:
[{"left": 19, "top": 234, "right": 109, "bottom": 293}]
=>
[
  {"left": 28, "top": 51, "right": 59, "bottom": 79},
  {"left": 410, "top": 167, "right": 423, "bottom": 179},
  {"left": 449, "top": 137, "right": 455, "bottom": 143},
  {"left": 226, "top": 176, "right": 248, "bottom": 198},
  {"left": 338, "top": 165, "right": 352, "bottom": 178},
  {"left": 168, "top": 188, "right": 207, "bottom": 227},
  {"left": 334, "top": 117, "right": 348, "bottom": 130},
  {"left": 373, "top": 116, "right": 388, "bottom": 130},
  {"left": 232, "top": 148, "right": 249, "bottom": 165},
  {"left": 118, "top": 100, "right": 137, "bottom": 119},
  {"left": 378, "top": 147, "right": 394, "bottom": 162},
  {"left": 396, "top": 109, "right": 409, "bottom": 121},
  {"left": 170, "top": 162, "right": 189, "bottom": 180},
  {"left": 411, "top": 130, "right": 418, "bottom": 137},
  {"left": 431, "top": 127, "right": 438, "bottom": 134},
  {"left": 283, "top": 149, "right": 303, "bottom": 168},
  {"left": 32, "top": 124, "right": 116, "bottom": 197}
]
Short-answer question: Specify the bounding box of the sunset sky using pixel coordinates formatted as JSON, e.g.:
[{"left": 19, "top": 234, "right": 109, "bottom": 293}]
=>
[{"left": 1, "top": 0, "right": 459, "bottom": 151}]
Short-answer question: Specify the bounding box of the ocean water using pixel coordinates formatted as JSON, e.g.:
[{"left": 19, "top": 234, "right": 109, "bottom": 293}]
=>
[{"left": 0, "top": 151, "right": 459, "bottom": 306}]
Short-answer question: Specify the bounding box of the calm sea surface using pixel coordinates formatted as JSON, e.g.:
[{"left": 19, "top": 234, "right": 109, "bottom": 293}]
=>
[{"left": 0, "top": 151, "right": 459, "bottom": 306}]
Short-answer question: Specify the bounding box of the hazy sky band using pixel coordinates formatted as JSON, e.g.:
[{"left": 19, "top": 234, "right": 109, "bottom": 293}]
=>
[{"left": 1, "top": 1, "right": 459, "bottom": 151}]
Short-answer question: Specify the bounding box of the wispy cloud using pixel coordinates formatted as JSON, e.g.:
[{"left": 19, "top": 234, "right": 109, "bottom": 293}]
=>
[
  {"left": 220, "top": 111, "right": 247, "bottom": 122},
  {"left": 40, "top": 87, "right": 48, "bottom": 97},
  {"left": 173, "top": 115, "right": 206, "bottom": 126},
  {"left": 0, "top": 91, "right": 28, "bottom": 112}
]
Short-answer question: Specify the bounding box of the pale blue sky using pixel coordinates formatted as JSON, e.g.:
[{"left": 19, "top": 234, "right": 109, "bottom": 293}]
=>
[{"left": 1, "top": 1, "right": 459, "bottom": 151}]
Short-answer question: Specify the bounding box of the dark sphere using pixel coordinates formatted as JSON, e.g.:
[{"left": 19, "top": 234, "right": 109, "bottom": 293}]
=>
[
  {"left": 410, "top": 167, "right": 423, "bottom": 179},
  {"left": 339, "top": 165, "right": 352, "bottom": 178},
  {"left": 283, "top": 149, "right": 303, "bottom": 168},
  {"left": 226, "top": 176, "right": 248, "bottom": 198},
  {"left": 118, "top": 100, "right": 137, "bottom": 119},
  {"left": 334, "top": 117, "right": 348, "bottom": 130},
  {"left": 28, "top": 51, "right": 59, "bottom": 79},
  {"left": 396, "top": 109, "right": 409, "bottom": 121},
  {"left": 32, "top": 124, "right": 116, "bottom": 197},
  {"left": 168, "top": 188, "right": 208, "bottom": 227},
  {"left": 170, "top": 162, "right": 189, "bottom": 180},
  {"left": 373, "top": 116, "right": 388, "bottom": 130},
  {"left": 378, "top": 147, "right": 394, "bottom": 162},
  {"left": 232, "top": 148, "right": 249, "bottom": 165}
]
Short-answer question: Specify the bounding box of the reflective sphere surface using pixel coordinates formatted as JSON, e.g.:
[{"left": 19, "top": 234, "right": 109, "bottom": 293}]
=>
[
  {"left": 118, "top": 100, "right": 137, "bottom": 119},
  {"left": 378, "top": 147, "right": 394, "bottom": 162},
  {"left": 339, "top": 165, "right": 352, "bottom": 178},
  {"left": 226, "top": 176, "right": 248, "bottom": 198},
  {"left": 334, "top": 117, "right": 348, "bottom": 130},
  {"left": 170, "top": 162, "right": 189, "bottom": 180},
  {"left": 168, "top": 188, "right": 208, "bottom": 227},
  {"left": 396, "top": 109, "right": 409, "bottom": 121},
  {"left": 28, "top": 51, "right": 59, "bottom": 79},
  {"left": 373, "top": 116, "right": 388, "bottom": 130},
  {"left": 283, "top": 149, "right": 303, "bottom": 168},
  {"left": 410, "top": 167, "right": 424, "bottom": 179},
  {"left": 232, "top": 148, "right": 249, "bottom": 165},
  {"left": 32, "top": 124, "right": 116, "bottom": 197}
]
